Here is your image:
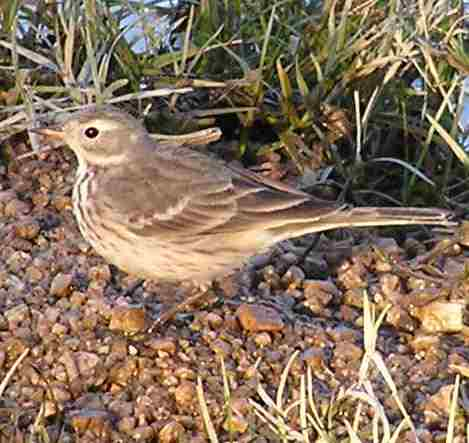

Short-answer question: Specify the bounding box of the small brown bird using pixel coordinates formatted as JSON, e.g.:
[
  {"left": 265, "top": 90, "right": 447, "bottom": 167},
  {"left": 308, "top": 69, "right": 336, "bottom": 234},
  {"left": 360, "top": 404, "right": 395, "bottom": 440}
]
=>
[{"left": 32, "top": 108, "right": 454, "bottom": 323}]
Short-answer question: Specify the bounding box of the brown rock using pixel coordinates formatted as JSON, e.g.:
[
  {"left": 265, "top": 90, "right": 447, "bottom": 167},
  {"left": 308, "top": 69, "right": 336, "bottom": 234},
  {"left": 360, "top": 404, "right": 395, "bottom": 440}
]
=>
[
  {"left": 336, "top": 259, "right": 367, "bottom": 290},
  {"left": 15, "top": 218, "right": 40, "bottom": 239},
  {"left": 407, "top": 276, "right": 428, "bottom": 291},
  {"left": 70, "top": 409, "right": 112, "bottom": 436},
  {"left": 0, "top": 189, "right": 16, "bottom": 209},
  {"left": 31, "top": 192, "right": 49, "bottom": 208},
  {"left": 343, "top": 288, "right": 364, "bottom": 309},
  {"left": 339, "top": 304, "right": 359, "bottom": 323},
  {"left": 304, "top": 279, "right": 340, "bottom": 298},
  {"left": 4, "top": 338, "right": 29, "bottom": 361},
  {"left": 59, "top": 351, "right": 79, "bottom": 381},
  {"left": 205, "top": 312, "right": 223, "bottom": 328},
  {"left": 88, "top": 264, "right": 112, "bottom": 283},
  {"left": 223, "top": 415, "right": 249, "bottom": 433},
  {"left": 378, "top": 273, "right": 401, "bottom": 298},
  {"left": 50, "top": 273, "right": 73, "bottom": 297},
  {"left": 4, "top": 199, "right": 31, "bottom": 217},
  {"left": 217, "top": 274, "right": 241, "bottom": 298},
  {"left": 174, "top": 381, "right": 195, "bottom": 408},
  {"left": 374, "top": 258, "right": 392, "bottom": 272},
  {"left": 146, "top": 338, "right": 177, "bottom": 354},
  {"left": 211, "top": 339, "right": 231, "bottom": 357},
  {"left": 423, "top": 385, "right": 453, "bottom": 425},
  {"left": 333, "top": 342, "right": 363, "bottom": 366},
  {"left": 281, "top": 265, "right": 305, "bottom": 288},
  {"left": 4, "top": 303, "right": 29, "bottom": 324},
  {"left": 76, "top": 352, "right": 101, "bottom": 376},
  {"left": 409, "top": 333, "right": 441, "bottom": 353},
  {"left": 132, "top": 425, "right": 155, "bottom": 440},
  {"left": 254, "top": 332, "right": 272, "bottom": 347},
  {"left": 412, "top": 301, "right": 464, "bottom": 333},
  {"left": 26, "top": 266, "right": 43, "bottom": 282},
  {"left": 108, "top": 399, "right": 134, "bottom": 418},
  {"left": 6, "top": 251, "right": 31, "bottom": 273},
  {"left": 231, "top": 397, "right": 251, "bottom": 415},
  {"left": 117, "top": 416, "right": 136, "bottom": 433},
  {"left": 109, "top": 360, "right": 137, "bottom": 386},
  {"left": 52, "top": 194, "right": 72, "bottom": 211},
  {"left": 174, "top": 367, "right": 196, "bottom": 380},
  {"left": 408, "top": 287, "right": 445, "bottom": 307},
  {"left": 10, "top": 237, "right": 34, "bottom": 252},
  {"left": 301, "top": 348, "right": 327, "bottom": 372},
  {"left": 134, "top": 394, "right": 154, "bottom": 421},
  {"left": 70, "top": 291, "right": 87, "bottom": 306},
  {"left": 109, "top": 304, "right": 146, "bottom": 333},
  {"left": 223, "top": 314, "right": 240, "bottom": 331},
  {"left": 158, "top": 421, "right": 185, "bottom": 443},
  {"left": 236, "top": 304, "right": 284, "bottom": 332},
  {"left": 261, "top": 265, "right": 281, "bottom": 288},
  {"left": 448, "top": 353, "right": 469, "bottom": 378},
  {"left": 51, "top": 322, "right": 68, "bottom": 336},
  {"left": 303, "top": 279, "right": 340, "bottom": 313},
  {"left": 50, "top": 383, "right": 72, "bottom": 403},
  {"left": 386, "top": 306, "right": 416, "bottom": 332}
]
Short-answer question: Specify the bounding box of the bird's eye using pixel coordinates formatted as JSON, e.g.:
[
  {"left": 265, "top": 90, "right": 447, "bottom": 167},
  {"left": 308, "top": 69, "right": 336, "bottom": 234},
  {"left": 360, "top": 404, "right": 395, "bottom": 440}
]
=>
[{"left": 84, "top": 127, "right": 99, "bottom": 139}]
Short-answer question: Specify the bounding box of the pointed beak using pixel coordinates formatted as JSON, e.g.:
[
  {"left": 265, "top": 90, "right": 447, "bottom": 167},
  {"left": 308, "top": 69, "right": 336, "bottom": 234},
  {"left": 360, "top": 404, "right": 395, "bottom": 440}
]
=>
[{"left": 29, "top": 125, "right": 66, "bottom": 142}]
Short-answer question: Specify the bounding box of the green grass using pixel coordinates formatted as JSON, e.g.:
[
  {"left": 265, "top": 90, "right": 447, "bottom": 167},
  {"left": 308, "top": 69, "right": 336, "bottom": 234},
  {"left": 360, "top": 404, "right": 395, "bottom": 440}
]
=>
[{"left": 1, "top": 0, "right": 468, "bottom": 211}]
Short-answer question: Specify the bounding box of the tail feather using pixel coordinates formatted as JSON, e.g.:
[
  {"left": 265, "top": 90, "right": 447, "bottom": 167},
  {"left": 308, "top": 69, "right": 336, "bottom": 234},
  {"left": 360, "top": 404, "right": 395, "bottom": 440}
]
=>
[
  {"left": 329, "top": 206, "right": 455, "bottom": 227},
  {"left": 271, "top": 206, "right": 456, "bottom": 242}
]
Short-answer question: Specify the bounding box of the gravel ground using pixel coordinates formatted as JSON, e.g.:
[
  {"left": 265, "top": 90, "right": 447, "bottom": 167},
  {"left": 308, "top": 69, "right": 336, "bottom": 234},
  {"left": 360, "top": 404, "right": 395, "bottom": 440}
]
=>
[{"left": 0, "top": 142, "right": 468, "bottom": 442}]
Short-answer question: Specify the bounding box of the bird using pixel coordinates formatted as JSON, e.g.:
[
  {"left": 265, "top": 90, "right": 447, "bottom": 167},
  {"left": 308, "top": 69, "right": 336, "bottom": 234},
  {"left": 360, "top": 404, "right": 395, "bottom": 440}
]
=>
[{"left": 31, "top": 107, "right": 455, "bottom": 327}]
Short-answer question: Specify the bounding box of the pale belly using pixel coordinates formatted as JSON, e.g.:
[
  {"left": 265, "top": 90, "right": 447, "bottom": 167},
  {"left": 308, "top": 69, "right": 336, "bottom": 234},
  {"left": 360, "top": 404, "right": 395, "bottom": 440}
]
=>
[
  {"left": 83, "top": 226, "right": 255, "bottom": 283},
  {"left": 73, "top": 196, "right": 261, "bottom": 282},
  {"left": 72, "top": 169, "right": 273, "bottom": 283}
]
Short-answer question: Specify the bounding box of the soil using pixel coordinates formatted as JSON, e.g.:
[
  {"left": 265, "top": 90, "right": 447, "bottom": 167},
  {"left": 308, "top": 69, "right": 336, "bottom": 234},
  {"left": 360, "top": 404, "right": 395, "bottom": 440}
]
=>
[{"left": 0, "top": 141, "right": 468, "bottom": 442}]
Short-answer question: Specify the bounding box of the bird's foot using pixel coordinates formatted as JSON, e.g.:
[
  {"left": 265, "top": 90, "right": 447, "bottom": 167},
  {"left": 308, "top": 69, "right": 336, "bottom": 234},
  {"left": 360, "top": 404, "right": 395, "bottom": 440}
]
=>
[{"left": 148, "top": 286, "right": 210, "bottom": 333}]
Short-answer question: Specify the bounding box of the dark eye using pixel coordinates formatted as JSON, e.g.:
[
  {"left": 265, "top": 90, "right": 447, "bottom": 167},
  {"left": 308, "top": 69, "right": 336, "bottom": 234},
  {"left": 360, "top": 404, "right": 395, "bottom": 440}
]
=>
[{"left": 84, "top": 127, "right": 99, "bottom": 139}]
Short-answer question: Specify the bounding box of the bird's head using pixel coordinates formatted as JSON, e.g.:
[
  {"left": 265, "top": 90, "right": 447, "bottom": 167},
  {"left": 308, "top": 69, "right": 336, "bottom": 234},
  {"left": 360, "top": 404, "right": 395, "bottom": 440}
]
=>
[{"left": 31, "top": 108, "right": 152, "bottom": 167}]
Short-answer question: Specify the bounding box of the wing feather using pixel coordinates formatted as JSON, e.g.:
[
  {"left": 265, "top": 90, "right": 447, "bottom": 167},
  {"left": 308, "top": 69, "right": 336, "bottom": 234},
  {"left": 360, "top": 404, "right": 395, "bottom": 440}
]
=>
[{"left": 96, "top": 145, "right": 341, "bottom": 240}]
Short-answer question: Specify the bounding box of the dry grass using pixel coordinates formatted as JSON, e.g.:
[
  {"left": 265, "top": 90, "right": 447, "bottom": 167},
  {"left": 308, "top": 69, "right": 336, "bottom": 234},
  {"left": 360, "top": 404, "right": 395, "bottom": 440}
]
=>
[{"left": 197, "top": 292, "right": 465, "bottom": 442}]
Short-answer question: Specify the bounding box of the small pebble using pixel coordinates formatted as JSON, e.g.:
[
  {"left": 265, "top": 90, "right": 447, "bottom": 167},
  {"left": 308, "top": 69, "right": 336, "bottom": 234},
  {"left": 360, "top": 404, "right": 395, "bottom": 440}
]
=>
[
  {"left": 15, "top": 219, "right": 40, "bottom": 239},
  {"left": 50, "top": 273, "right": 73, "bottom": 297},
  {"left": 236, "top": 304, "right": 284, "bottom": 332},
  {"left": 109, "top": 304, "right": 146, "bottom": 333}
]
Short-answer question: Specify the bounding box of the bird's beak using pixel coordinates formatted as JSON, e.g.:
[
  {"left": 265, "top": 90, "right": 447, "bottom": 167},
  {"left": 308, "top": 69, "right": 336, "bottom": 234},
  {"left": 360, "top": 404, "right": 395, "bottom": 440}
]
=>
[{"left": 29, "top": 125, "right": 66, "bottom": 142}]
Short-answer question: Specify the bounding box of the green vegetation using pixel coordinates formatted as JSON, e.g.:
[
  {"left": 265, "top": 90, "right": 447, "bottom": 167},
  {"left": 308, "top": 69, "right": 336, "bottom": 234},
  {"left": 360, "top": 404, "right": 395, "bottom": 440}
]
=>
[{"left": 1, "top": 0, "right": 468, "bottom": 209}]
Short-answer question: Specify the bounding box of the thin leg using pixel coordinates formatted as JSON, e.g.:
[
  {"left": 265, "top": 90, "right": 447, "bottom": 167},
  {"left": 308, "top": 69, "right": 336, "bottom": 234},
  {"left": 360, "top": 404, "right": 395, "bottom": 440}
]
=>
[
  {"left": 148, "top": 287, "right": 209, "bottom": 333},
  {"left": 299, "top": 234, "right": 321, "bottom": 264},
  {"left": 122, "top": 279, "right": 144, "bottom": 297}
]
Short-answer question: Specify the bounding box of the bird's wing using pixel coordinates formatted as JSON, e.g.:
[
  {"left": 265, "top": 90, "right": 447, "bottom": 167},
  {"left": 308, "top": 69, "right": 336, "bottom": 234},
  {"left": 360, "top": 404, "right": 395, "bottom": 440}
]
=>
[{"left": 97, "top": 145, "right": 341, "bottom": 239}]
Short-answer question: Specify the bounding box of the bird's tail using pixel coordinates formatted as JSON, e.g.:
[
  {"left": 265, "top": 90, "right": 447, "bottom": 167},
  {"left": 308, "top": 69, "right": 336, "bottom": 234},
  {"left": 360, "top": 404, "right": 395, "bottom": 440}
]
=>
[{"left": 271, "top": 206, "right": 456, "bottom": 242}]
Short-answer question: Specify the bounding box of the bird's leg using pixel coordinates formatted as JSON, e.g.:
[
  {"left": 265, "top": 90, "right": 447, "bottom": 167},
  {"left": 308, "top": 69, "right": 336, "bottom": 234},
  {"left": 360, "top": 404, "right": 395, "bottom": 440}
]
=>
[
  {"left": 122, "top": 278, "right": 145, "bottom": 297},
  {"left": 148, "top": 283, "right": 210, "bottom": 333},
  {"left": 299, "top": 234, "right": 321, "bottom": 264}
]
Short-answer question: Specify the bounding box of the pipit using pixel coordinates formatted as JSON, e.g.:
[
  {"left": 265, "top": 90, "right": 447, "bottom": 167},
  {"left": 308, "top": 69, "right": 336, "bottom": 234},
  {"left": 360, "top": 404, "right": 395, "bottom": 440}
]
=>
[{"left": 32, "top": 108, "right": 455, "bottom": 327}]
